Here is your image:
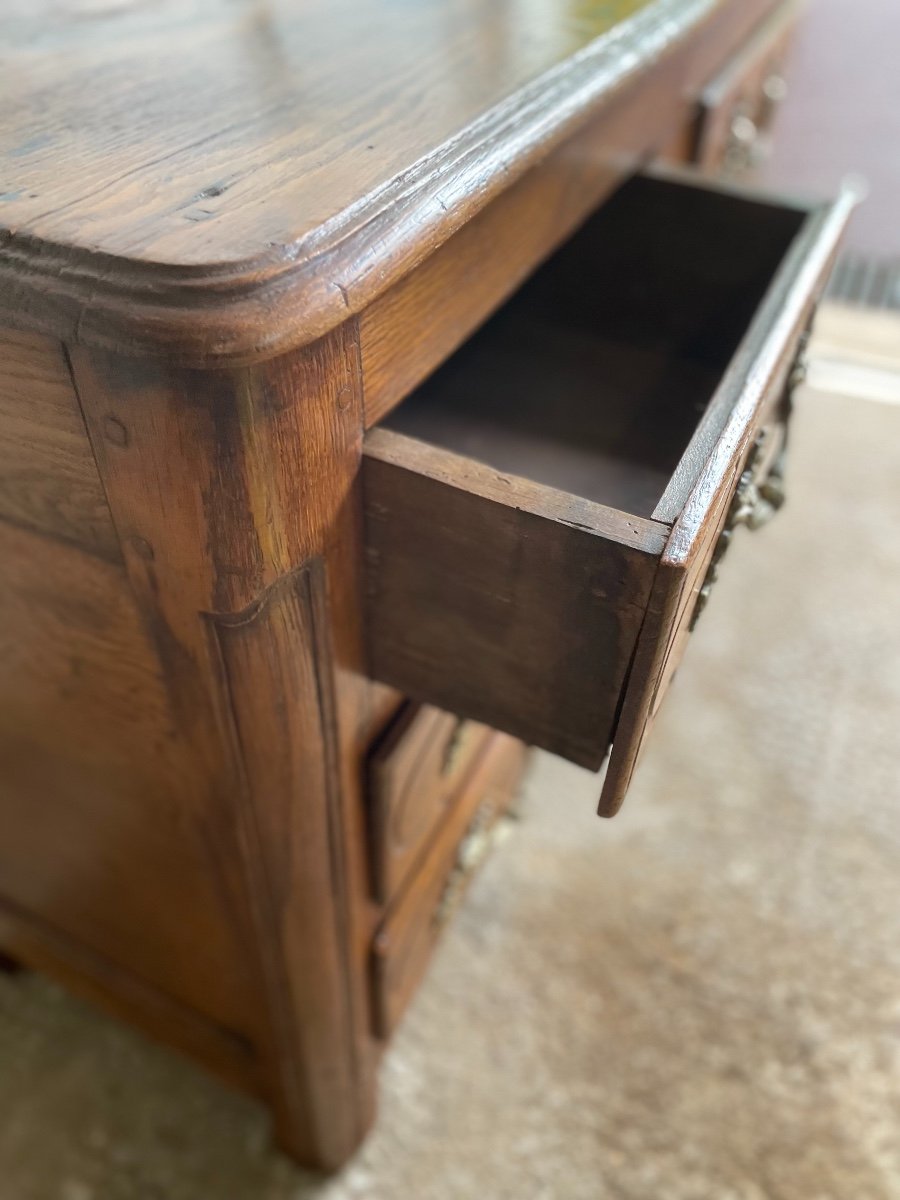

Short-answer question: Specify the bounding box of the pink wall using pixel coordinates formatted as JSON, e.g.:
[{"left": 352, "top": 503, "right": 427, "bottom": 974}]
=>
[{"left": 760, "top": 0, "right": 900, "bottom": 255}]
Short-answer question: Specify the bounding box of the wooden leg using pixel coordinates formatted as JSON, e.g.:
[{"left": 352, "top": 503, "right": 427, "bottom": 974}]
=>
[{"left": 70, "top": 323, "right": 377, "bottom": 1169}]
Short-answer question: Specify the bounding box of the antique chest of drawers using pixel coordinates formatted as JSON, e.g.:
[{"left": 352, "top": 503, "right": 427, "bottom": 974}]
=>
[{"left": 0, "top": 0, "right": 846, "bottom": 1170}]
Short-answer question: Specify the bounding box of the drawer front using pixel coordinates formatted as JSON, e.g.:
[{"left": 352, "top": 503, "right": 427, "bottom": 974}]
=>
[
  {"left": 371, "top": 733, "right": 526, "bottom": 1038},
  {"left": 364, "top": 172, "right": 853, "bottom": 816},
  {"left": 364, "top": 430, "right": 665, "bottom": 771},
  {"left": 368, "top": 703, "right": 490, "bottom": 902},
  {"left": 601, "top": 398, "right": 796, "bottom": 811},
  {"left": 695, "top": 0, "right": 801, "bottom": 175}
]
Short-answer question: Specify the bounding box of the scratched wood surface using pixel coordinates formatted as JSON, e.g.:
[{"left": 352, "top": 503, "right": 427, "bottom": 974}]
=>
[
  {"left": 0, "top": 0, "right": 778, "bottom": 362},
  {"left": 0, "top": 330, "right": 120, "bottom": 559},
  {"left": 0, "top": 519, "right": 259, "bottom": 1039},
  {"left": 0, "top": 0, "right": 808, "bottom": 1172}
]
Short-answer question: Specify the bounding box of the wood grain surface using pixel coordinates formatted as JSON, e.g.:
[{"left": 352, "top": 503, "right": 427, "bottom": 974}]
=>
[
  {"left": 367, "top": 704, "right": 490, "bottom": 904},
  {"left": 371, "top": 732, "right": 526, "bottom": 1039},
  {"left": 0, "top": 894, "right": 263, "bottom": 1098},
  {"left": 0, "top": 0, "right": 818, "bottom": 1170},
  {"left": 0, "top": 520, "right": 257, "bottom": 1035},
  {"left": 68, "top": 329, "right": 379, "bottom": 1167},
  {"left": 0, "top": 0, "right": 779, "bottom": 364},
  {"left": 0, "top": 330, "right": 119, "bottom": 558},
  {"left": 364, "top": 428, "right": 666, "bottom": 768}
]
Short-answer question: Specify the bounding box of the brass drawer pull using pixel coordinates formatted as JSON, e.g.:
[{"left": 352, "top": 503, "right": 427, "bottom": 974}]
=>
[
  {"left": 724, "top": 107, "right": 760, "bottom": 175},
  {"left": 433, "top": 800, "right": 512, "bottom": 929},
  {"left": 723, "top": 68, "right": 787, "bottom": 177},
  {"left": 730, "top": 466, "right": 784, "bottom": 531},
  {"left": 441, "top": 718, "right": 469, "bottom": 776},
  {"left": 689, "top": 400, "right": 794, "bottom": 633}
]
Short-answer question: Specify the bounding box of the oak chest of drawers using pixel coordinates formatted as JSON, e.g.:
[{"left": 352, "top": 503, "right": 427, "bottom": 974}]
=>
[{"left": 0, "top": 0, "right": 845, "bottom": 1170}]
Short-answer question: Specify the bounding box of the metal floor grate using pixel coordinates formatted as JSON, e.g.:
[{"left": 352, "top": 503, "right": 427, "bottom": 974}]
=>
[{"left": 825, "top": 252, "right": 900, "bottom": 311}]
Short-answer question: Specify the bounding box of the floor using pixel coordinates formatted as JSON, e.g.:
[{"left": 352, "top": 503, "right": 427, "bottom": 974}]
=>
[{"left": 1, "top": 313, "right": 899, "bottom": 1198}]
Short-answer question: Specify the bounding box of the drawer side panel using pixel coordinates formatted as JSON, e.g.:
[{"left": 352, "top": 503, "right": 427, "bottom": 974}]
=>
[{"left": 363, "top": 445, "right": 662, "bottom": 769}]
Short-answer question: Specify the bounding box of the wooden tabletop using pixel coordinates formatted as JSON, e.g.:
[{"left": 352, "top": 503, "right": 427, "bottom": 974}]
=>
[{"left": 1, "top": 0, "right": 731, "bottom": 363}]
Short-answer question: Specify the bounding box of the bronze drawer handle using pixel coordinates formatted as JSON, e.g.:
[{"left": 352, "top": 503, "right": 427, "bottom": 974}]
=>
[
  {"left": 729, "top": 460, "right": 786, "bottom": 531},
  {"left": 689, "top": 413, "right": 792, "bottom": 632},
  {"left": 759, "top": 71, "right": 788, "bottom": 129},
  {"left": 433, "top": 800, "right": 512, "bottom": 929},
  {"left": 440, "top": 718, "right": 469, "bottom": 776},
  {"left": 723, "top": 69, "right": 787, "bottom": 177},
  {"left": 724, "top": 107, "right": 760, "bottom": 176}
]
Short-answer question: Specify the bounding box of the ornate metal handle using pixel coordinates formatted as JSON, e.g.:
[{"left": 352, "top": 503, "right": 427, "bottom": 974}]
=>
[
  {"left": 690, "top": 337, "right": 807, "bottom": 626},
  {"left": 724, "top": 69, "right": 787, "bottom": 176},
  {"left": 433, "top": 802, "right": 512, "bottom": 928},
  {"left": 759, "top": 71, "right": 788, "bottom": 129},
  {"left": 441, "top": 718, "right": 469, "bottom": 776},
  {"left": 729, "top": 444, "right": 787, "bottom": 531},
  {"left": 689, "top": 411, "right": 793, "bottom": 632},
  {"left": 724, "top": 108, "right": 760, "bottom": 175}
]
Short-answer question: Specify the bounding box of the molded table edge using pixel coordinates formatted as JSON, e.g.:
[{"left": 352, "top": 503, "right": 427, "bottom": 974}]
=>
[{"left": 0, "top": 0, "right": 773, "bottom": 368}]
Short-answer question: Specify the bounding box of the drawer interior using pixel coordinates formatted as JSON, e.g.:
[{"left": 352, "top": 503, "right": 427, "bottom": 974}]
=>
[
  {"left": 364, "top": 169, "right": 847, "bottom": 797},
  {"left": 381, "top": 173, "right": 806, "bottom": 518}
]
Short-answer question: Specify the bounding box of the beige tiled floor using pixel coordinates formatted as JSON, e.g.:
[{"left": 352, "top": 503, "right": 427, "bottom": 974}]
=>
[{"left": 1, "top": 361, "right": 899, "bottom": 1197}]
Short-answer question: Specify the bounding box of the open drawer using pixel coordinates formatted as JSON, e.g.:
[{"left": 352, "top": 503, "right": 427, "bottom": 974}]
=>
[{"left": 362, "top": 171, "right": 852, "bottom": 816}]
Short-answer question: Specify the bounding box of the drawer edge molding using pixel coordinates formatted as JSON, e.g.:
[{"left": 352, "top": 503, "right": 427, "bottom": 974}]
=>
[
  {"left": 598, "top": 183, "right": 857, "bottom": 816},
  {"left": 0, "top": 0, "right": 779, "bottom": 367},
  {"left": 654, "top": 174, "right": 859, "bottom": 528},
  {"left": 364, "top": 428, "right": 670, "bottom": 556},
  {"left": 363, "top": 431, "right": 668, "bottom": 768}
]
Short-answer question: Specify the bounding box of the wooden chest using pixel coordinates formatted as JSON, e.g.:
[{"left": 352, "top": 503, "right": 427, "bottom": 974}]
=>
[{"left": 0, "top": 0, "right": 845, "bottom": 1170}]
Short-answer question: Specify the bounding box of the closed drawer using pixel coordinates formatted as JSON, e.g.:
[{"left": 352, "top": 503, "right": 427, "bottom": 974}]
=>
[
  {"left": 363, "top": 171, "right": 852, "bottom": 816},
  {"left": 367, "top": 702, "right": 490, "bottom": 903},
  {"left": 694, "top": 0, "right": 801, "bottom": 175},
  {"left": 371, "top": 732, "right": 525, "bottom": 1038}
]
